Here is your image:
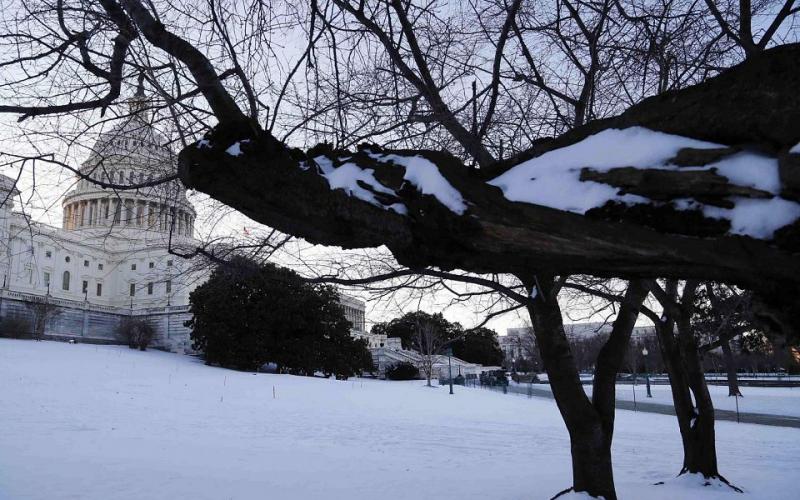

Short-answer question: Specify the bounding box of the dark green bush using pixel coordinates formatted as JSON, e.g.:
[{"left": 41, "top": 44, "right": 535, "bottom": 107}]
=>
[
  {"left": 0, "top": 314, "right": 32, "bottom": 339},
  {"left": 187, "top": 256, "right": 372, "bottom": 379},
  {"left": 386, "top": 361, "right": 420, "bottom": 380},
  {"left": 116, "top": 318, "right": 155, "bottom": 350}
]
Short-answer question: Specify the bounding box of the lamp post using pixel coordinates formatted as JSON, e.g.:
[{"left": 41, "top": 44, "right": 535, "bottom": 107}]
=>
[
  {"left": 445, "top": 347, "right": 454, "bottom": 395},
  {"left": 642, "top": 347, "right": 652, "bottom": 398}
]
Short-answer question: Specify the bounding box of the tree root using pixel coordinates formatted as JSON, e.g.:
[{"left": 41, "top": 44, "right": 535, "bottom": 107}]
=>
[
  {"left": 550, "top": 486, "right": 608, "bottom": 499},
  {"left": 677, "top": 470, "right": 744, "bottom": 493}
]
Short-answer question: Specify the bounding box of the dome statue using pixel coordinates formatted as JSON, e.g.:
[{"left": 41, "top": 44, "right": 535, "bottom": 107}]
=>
[{"left": 61, "top": 86, "right": 195, "bottom": 237}]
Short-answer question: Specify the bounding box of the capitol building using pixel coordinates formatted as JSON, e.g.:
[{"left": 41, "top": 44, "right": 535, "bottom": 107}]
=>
[{"left": 0, "top": 92, "right": 366, "bottom": 351}]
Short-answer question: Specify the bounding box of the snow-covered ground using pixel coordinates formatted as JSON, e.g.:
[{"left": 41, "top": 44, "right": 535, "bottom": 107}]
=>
[
  {"left": 1, "top": 339, "right": 799, "bottom": 500},
  {"left": 527, "top": 380, "right": 800, "bottom": 417}
]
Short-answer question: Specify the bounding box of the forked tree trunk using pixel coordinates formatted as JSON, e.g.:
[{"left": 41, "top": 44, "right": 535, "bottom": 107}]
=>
[
  {"left": 526, "top": 276, "right": 648, "bottom": 500},
  {"left": 721, "top": 340, "right": 742, "bottom": 397},
  {"left": 654, "top": 306, "right": 721, "bottom": 479},
  {"left": 676, "top": 312, "right": 720, "bottom": 477}
]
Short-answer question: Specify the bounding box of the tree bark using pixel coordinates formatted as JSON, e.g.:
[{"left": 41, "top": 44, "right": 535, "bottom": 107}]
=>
[
  {"left": 526, "top": 277, "right": 648, "bottom": 499},
  {"left": 653, "top": 281, "right": 723, "bottom": 480},
  {"left": 721, "top": 339, "right": 743, "bottom": 397},
  {"left": 178, "top": 45, "right": 800, "bottom": 342},
  {"left": 675, "top": 306, "right": 720, "bottom": 478}
]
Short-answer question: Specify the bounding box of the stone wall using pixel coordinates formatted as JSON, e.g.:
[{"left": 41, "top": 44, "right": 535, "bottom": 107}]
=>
[{"left": 0, "top": 290, "right": 192, "bottom": 352}]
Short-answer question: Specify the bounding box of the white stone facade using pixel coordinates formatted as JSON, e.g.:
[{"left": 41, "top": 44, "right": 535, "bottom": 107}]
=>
[
  {"left": 0, "top": 96, "right": 202, "bottom": 351},
  {"left": 0, "top": 93, "right": 366, "bottom": 352}
]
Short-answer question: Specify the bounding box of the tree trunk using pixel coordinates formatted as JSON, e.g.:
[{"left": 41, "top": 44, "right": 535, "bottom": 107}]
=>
[
  {"left": 676, "top": 311, "right": 720, "bottom": 478},
  {"left": 721, "top": 339, "right": 742, "bottom": 397},
  {"left": 526, "top": 277, "right": 648, "bottom": 499},
  {"left": 653, "top": 290, "right": 721, "bottom": 480}
]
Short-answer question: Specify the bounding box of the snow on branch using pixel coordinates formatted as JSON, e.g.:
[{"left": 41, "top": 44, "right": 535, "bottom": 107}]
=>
[
  {"left": 179, "top": 43, "right": 800, "bottom": 298},
  {"left": 489, "top": 127, "right": 800, "bottom": 240}
]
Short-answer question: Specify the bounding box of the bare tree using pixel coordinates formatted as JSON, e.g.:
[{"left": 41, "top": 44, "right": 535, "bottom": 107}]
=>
[
  {"left": 0, "top": 1, "right": 798, "bottom": 498},
  {"left": 413, "top": 318, "right": 445, "bottom": 387},
  {"left": 25, "top": 295, "right": 61, "bottom": 341}
]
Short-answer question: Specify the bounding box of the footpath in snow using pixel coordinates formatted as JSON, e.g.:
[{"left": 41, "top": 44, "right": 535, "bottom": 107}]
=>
[
  {"left": 1, "top": 339, "right": 799, "bottom": 500},
  {"left": 519, "top": 379, "right": 800, "bottom": 418}
]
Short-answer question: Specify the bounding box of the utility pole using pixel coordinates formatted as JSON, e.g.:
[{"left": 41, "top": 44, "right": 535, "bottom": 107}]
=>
[
  {"left": 642, "top": 347, "right": 652, "bottom": 398},
  {"left": 445, "top": 347, "right": 454, "bottom": 395}
]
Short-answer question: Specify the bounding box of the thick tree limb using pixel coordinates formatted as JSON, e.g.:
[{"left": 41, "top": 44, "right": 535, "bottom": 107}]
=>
[{"left": 179, "top": 45, "right": 800, "bottom": 293}]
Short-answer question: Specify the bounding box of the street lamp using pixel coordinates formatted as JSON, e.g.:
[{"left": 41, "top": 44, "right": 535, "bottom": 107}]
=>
[
  {"left": 445, "top": 347, "right": 454, "bottom": 395},
  {"left": 642, "top": 347, "right": 652, "bottom": 398}
]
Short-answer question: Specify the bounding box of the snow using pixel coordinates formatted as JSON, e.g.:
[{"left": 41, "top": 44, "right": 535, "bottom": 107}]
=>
[
  {"left": 309, "top": 153, "right": 465, "bottom": 215},
  {"left": 313, "top": 156, "right": 407, "bottom": 215},
  {"left": 488, "top": 127, "right": 800, "bottom": 240},
  {"left": 488, "top": 127, "right": 715, "bottom": 213},
  {"left": 376, "top": 154, "right": 467, "bottom": 214},
  {"left": 701, "top": 197, "right": 800, "bottom": 239},
  {"left": 2, "top": 339, "right": 799, "bottom": 500},
  {"left": 558, "top": 492, "right": 605, "bottom": 499},
  {"left": 529, "top": 381, "right": 800, "bottom": 417},
  {"left": 710, "top": 152, "right": 780, "bottom": 193},
  {"left": 790, "top": 142, "right": 800, "bottom": 154},
  {"left": 225, "top": 140, "right": 250, "bottom": 156}
]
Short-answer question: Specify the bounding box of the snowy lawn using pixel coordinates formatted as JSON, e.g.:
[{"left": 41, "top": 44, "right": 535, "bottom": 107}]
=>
[
  {"left": 1, "top": 339, "right": 798, "bottom": 500},
  {"left": 527, "top": 381, "right": 800, "bottom": 417}
]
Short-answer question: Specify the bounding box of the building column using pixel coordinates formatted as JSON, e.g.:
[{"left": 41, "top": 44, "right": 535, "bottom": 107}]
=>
[
  {"left": 124, "top": 199, "right": 131, "bottom": 225},
  {"left": 146, "top": 203, "right": 154, "bottom": 229},
  {"left": 137, "top": 201, "right": 145, "bottom": 226}
]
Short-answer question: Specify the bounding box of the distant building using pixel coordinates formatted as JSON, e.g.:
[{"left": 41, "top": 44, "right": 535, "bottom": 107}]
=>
[
  {"left": 0, "top": 91, "right": 202, "bottom": 352},
  {"left": 339, "top": 294, "right": 366, "bottom": 334},
  {"left": 0, "top": 91, "right": 368, "bottom": 351},
  {"left": 499, "top": 322, "right": 656, "bottom": 364}
]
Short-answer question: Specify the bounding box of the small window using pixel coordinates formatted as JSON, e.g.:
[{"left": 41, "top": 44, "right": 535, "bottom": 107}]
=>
[
  {"left": 167, "top": 260, "right": 173, "bottom": 267},
  {"left": 62, "top": 271, "right": 70, "bottom": 291},
  {"left": 129, "top": 283, "right": 135, "bottom": 296},
  {"left": 82, "top": 280, "right": 88, "bottom": 294},
  {"left": 147, "top": 282, "right": 153, "bottom": 295},
  {"left": 96, "top": 283, "right": 102, "bottom": 296},
  {"left": 166, "top": 280, "right": 172, "bottom": 294},
  {"left": 149, "top": 262, "right": 154, "bottom": 269},
  {"left": 131, "top": 263, "right": 136, "bottom": 271},
  {"left": 43, "top": 272, "right": 50, "bottom": 287},
  {"left": 83, "top": 260, "right": 89, "bottom": 267},
  {"left": 65, "top": 256, "right": 71, "bottom": 263},
  {"left": 98, "top": 263, "right": 104, "bottom": 270},
  {"left": 45, "top": 250, "right": 52, "bottom": 258}
]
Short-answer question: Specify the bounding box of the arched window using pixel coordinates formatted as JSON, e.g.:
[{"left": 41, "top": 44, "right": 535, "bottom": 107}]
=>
[{"left": 62, "top": 271, "right": 70, "bottom": 291}]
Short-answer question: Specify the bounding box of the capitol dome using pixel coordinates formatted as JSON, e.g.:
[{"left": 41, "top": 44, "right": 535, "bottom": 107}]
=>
[{"left": 62, "top": 89, "right": 196, "bottom": 238}]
